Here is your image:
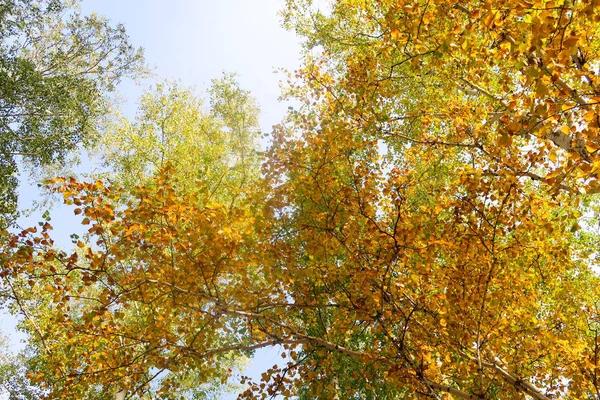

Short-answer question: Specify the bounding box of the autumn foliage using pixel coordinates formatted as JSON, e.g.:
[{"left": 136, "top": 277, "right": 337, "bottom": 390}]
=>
[{"left": 4, "top": 0, "right": 600, "bottom": 399}]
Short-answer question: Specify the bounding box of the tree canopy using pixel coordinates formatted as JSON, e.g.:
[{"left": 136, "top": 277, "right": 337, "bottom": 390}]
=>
[
  {"left": 98, "top": 74, "right": 261, "bottom": 206},
  {"left": 3, "top": 0, "right": 600, "bottom": 399},
  {"left": 0, "top": 0, "right": 143, "bottom": 220}
]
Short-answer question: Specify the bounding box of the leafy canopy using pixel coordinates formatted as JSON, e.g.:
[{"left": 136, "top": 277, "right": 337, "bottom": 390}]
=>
[
  {"left": 0, "top": 0, "right": 143, "bottom": 219},
  {"left": 4, "top": 0, "right": 600, "bottom": 399},
  {"left": 2, "top": 76, "right": 263, "bottom": 399},
  {"left": 99, "top": 74, "right": 261, "bottom": 206}
]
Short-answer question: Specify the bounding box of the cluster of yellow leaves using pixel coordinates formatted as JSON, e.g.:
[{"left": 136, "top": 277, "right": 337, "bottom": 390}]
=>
[
  {"left": 2, "top": 170, "right": 273, "bottom": 398},
  {"left": 271, "top": 0, "right": 600, "bottom": 398}
]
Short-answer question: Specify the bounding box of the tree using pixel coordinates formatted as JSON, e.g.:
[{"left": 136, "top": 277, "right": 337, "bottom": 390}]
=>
[
  {"left": 0, "top": 76, "right": 263, "bottom": 399},
  {"left": 94, "top": 75, "right": 261, "bottom": 398},
  {"left": 4, "top": 0, "right": 600, "bottom": 399},
  {"left": 98, "top": 74, "right": 261, "bottom": 206},
  {"left": 0, "top": 0, "right": 144, "bottom": 220},
  {"left": 271, "top": 0, "right": 600, "bottom": 397},
  {"left": 0, "top": 334, "right": 43, "bottom": 400}
]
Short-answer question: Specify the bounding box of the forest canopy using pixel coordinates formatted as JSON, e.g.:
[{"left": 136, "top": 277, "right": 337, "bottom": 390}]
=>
[
  {"left": 2, "top": 0, "right": 600, "bottom": 399},
  {"left": 0, "top": 0, "right": 144, "bottom": 221}
]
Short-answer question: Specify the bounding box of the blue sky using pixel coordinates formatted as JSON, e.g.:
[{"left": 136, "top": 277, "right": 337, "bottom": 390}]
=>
[
  {"left": 81, "top": 0, "right": 302, "bottom": 127},
  {"left": 5, "top": 1, "right": 303, "bottom": 397}
]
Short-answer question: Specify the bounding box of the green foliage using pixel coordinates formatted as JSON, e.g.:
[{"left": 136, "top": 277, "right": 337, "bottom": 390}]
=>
[
  {"left": 99, "top": 74, "right": 261, "bottom": 207},
  {"left": 0, "top": 0, "right": 144, "bottom": 219}
]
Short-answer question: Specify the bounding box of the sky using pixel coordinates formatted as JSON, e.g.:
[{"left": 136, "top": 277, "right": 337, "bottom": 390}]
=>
[
  {"left": 81, "top": 0, "right": 302, "bottom": 128},
  {"left": 4, "top": 0, "right": 303, "bottom": 397}
]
